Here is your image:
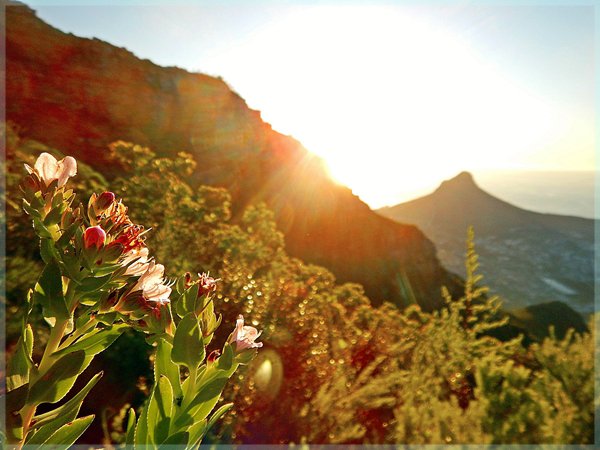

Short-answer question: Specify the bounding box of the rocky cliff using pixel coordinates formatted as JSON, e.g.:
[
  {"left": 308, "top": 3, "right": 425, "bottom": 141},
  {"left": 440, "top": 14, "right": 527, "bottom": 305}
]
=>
[{"left": 6, "top": 2, "right": 461, "bottom": 310}]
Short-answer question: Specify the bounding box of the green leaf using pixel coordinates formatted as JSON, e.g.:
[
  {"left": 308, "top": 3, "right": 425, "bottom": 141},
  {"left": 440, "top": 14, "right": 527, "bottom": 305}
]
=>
[
  {"left": 217, "top": 343, "right": 234, "bottom": 371},
  {"left": 125, "top": 408, "right": 136, "bottom": 446},
  {"left": 205, "top": 402, "right": 233, "bottom": 435},
  {"left": 175, "top": 276, "right": 187, "bottom": 295},
  {"left": 177, "top": 365, "right": 237, "bottom": 427},
  {"left": 27, "top": 351, "right": 90, "bottom": 405},
  {"left": 7, "top": 324, "right": 34, "bottom": 391},
  {"left": 5, "top": 383, "right": 29, "bottom": 415},
  {"left": 39, "top": 414, "right": 95, "bottom": 449},
  {"left": 95, "top": 312, "right": 117, "bottom": 325},
  {"left": 22, "top": 200, "right": 42, "bottom": 218},
  {"left": 184, "top": 375, "right": 230, "bottom": 423},
  {"left": 155, "top": 340, "right": 182, "bottom": 400},
  {"left": 134, "top": 398, "right": 150, "bottom": 449},
  {"left": 187, "top": 419, "right": 207, "bottom": 447},
  {"left": 147, "top": 376, "right": 173, "bottom": 444},
  {"left": 33, "top": 259, "right": 70, "bottom": 322},
  {"left": 174, "top": 292, "right": 186, "bottom": 319},
  {"left": 51, "top": 191, "right": 64, "bottom": 209},
  {"left": 29, "top": 371, "right": 103, "bottom": 435},
  {"left": 78, "top": 273, "right": 112, "bottom": 293},
  {"left": 75, "top": 311, "right": 94, "bottom": 329},
  {"left": 2, "top": 383, "right": 29, "bottom": 442},
  {"left": 158, "top": 430, "right": 189, "bottom": 447},
  {"left": 52, "top": 324, "right": 127, "bottom": 358},
  {"left": 92, "top": 263, "right": 126, "bottom": 277},
  {"left": 235, "top": 347, "right": 258, "bottom": 366},
  {"left": 43, "top": 204, "right": 65, "bottom": 226},
  {"left": 171, "top": 313, "right": 205, "bottom": 370},
  {"left": 32, "top": 216, "right": 53, "bottom": 239},
  {"left": 58, "top": 253, "right": 83, "bottom": 282},
  {"left": 56, "top": 221, "right": 80, "bottom": 249},
  {"left": 39, "top": 238, "right": 60, "bottom": 264},
  {"left": 183, "top": 284, "right": 200, "bottom": 315}
]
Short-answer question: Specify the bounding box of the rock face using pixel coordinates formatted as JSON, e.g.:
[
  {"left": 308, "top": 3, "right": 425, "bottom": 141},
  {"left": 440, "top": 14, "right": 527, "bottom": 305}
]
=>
[
  {"left": 6, "top": 3, "right": 461, "bottom": 311},
  {"left": 378, "top": 172, "right": 595, "bottom": 314}
]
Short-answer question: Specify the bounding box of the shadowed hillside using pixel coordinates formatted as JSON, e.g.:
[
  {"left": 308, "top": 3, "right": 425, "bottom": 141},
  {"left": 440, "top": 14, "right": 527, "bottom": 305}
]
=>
[
  {"left": 5, "top": 2, "right": 461, "bottom": 310},
  {"left": 378, "top": 172, "right": 595, "bottom": 313}
]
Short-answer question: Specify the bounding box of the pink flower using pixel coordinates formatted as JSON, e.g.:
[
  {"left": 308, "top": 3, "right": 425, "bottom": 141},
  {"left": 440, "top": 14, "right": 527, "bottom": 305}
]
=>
[
  {"left": 132, "top": 261, "right": 172, "bottom": 303},
  {"left": 197, "top": 272, "right": 219, "bottom": 296},
  {"left": 121, "top": 247, "right": 150, "bottom": 276},
  {"left": 229, "top": 315, "right": 263, "bottom": 352},
  {"left": 25, "top": 152, "right": 77, "bottom": 187},
  {"left": 83, "top": 226, "right": 106, "bottom": 249}
]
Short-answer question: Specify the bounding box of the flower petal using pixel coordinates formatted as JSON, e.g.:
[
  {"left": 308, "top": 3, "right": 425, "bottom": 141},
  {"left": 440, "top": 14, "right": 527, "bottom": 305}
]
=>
[
  {"left": 34, "top": 152, "right": 59, "bottom": 185},
  {"left": 56, "top": 156, "right": 77, "bottom": 187}
]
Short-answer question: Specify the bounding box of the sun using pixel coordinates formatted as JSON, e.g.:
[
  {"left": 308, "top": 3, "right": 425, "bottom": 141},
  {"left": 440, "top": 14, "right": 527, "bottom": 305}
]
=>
[{"left": 213, "top": 5, "right": 568, "bottom": 208}]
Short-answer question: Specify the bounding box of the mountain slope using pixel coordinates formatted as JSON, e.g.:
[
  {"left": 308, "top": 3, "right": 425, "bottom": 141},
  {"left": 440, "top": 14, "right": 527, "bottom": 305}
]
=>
[
  {"left": 5, "top": 2, "right": 461, "bottom": 311},
  {"left": 378, "top": 172, "right": 595, "bottom": 313}
]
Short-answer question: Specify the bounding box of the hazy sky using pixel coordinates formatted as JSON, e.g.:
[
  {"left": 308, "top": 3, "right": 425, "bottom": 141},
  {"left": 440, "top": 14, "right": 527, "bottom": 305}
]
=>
[{"left": 29, "top": 1, "right": 595, "bottom": 207}]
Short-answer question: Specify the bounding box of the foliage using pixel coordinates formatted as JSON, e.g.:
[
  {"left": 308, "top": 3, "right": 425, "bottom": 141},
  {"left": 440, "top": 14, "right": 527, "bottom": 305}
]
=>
[
  {"left": 4, "top": 131, "right": 594, "bottom": 445},
  {"left": 2, "top": 148, "right": 259, "bottom": 448}
]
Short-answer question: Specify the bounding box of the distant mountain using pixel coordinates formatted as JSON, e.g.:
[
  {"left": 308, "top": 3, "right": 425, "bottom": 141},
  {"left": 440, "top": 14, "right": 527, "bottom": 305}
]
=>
[
  {"left": 378, "top": 172, "right": 595, "bottom": 314},
  {"left": 473, "top": 170, "right": 596, "bottom": 220},
  {"left": 5, "top": 2, "right": 461, "bottom": 311}
]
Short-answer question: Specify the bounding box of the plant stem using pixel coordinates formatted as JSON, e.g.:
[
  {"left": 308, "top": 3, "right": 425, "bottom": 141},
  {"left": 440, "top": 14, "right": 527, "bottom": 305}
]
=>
[
  {"left": 59, "top": 316, "right": 97, "bottom": 350},
  {"left": 169, "top": 366, "right": 198, "bottom": 435},
  {"left": 16, "top": 405, "right": 36, "bottom": 448},
  {"left": 17, "top": 317, "right": 70, "bottom": 449},
  {"left": 37, "top": 318, "right": 70, "bottom": 375}
]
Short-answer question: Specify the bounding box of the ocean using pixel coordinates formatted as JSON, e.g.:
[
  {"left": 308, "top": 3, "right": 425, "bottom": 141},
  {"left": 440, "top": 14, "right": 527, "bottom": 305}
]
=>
[{"left": 472, "top": 170, "right": 596, "bottom": 220}]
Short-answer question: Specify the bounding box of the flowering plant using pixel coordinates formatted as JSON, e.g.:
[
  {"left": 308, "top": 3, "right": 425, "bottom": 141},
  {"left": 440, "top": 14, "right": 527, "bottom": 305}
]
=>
[{"left": 4, "top": 153, "right": 261, "bottom": 448}]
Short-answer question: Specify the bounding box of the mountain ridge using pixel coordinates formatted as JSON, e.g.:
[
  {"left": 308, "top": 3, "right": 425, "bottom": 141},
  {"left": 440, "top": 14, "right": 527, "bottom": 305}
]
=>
[
  {"left": 378, "top": 171, "right": 595, "bottom": 313},
  {"left": 6, "top": 2, "right": 462, "bottom": 311}
]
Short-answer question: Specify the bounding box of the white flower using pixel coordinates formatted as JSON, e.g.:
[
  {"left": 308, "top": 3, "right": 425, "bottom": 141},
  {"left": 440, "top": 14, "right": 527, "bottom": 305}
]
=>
[
  {"left": 25, "top": 152, "right": 77, "bottom": 187},
  {"left": 132, "top": 261, "right": 171, "bottom": 303},
  {"left": 229, "top": 315, "right": 263, "bottom": 351},
  {"left": 122, "top": 247, "right": 150, "bottom": 276}
]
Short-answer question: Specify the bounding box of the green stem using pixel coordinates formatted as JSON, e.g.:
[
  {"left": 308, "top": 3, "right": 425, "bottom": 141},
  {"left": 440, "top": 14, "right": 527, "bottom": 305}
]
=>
[
  {"left": 169, "top": 366, "right": 199, "bottom": 435},
  {"left": 18, "top": 317, "right": 70, "bottom": 449},
  {"left": 183, "top": 366, "right": 198, "bottom": 410},
  {"left": 37, "top": 318, "right": 70, "bottom": 375},
  {"left": 59, "top": 316, "right": 97, "bottom": 350},
  {"left": 16, "top": 405, "right": 36, "bottom": 448}
]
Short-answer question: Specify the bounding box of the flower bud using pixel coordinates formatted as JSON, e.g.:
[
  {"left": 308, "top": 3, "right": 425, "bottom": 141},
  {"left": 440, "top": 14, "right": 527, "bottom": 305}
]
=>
[
  {"left": 207, "top": 349, "right": 221, "bottom": 363},
  {"left": 197, "top": 272, "right": 218, "bottom": 297},
  {"left": 114, "top": 291, "right": 151, "bottom": 320},
  {"left": 184, "top": 272, "right": 193, "bottom": 289},
  {"left": 143, "top": 302, "right": 173, "bottom": 336},
  {"left": 94, "top": 191, "right": 115, "bottom": 214},
  {"left": 20, "top": 173, "right": 42, "bottom": 198},
  {"left": 84, "top": 226, "right": 106, "bottom": 249}
]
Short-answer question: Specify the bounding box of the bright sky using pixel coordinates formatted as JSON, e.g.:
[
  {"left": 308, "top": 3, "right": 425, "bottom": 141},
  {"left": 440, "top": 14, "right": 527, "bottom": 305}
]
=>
[{"left": 30, "top": 1, "right": 595, "bottom": 208}]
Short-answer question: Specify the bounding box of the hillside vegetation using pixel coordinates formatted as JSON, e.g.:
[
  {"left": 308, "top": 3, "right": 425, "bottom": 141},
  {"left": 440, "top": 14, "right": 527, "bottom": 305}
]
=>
[{"left": 4, "top": 128, "right": 595, "bottom": 444}]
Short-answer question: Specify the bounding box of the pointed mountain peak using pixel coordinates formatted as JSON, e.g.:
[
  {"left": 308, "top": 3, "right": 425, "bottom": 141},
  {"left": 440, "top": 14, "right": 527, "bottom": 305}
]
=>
[{"left": 435, "top": 171, "right": 480, "bottom": 194}]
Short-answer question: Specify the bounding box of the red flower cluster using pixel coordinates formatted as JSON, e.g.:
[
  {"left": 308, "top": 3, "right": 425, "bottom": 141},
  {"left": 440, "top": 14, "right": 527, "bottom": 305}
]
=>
[{"left": 88, "top": 192, "right": 148, "bottom": 254}]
